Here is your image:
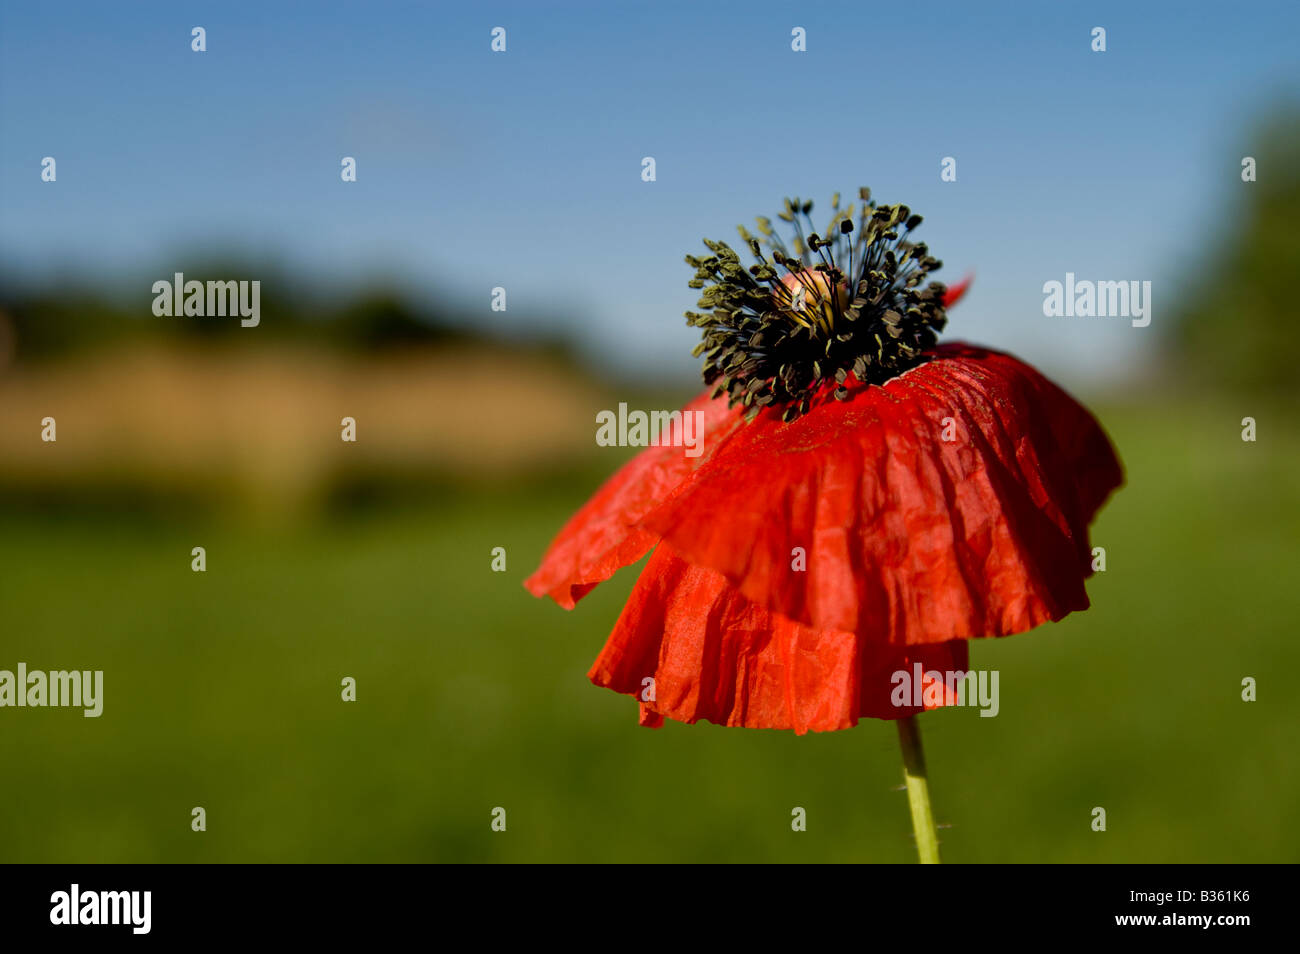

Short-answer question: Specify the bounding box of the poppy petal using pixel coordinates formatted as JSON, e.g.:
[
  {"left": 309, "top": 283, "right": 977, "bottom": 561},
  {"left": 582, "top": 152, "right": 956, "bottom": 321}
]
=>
[
  {"left": 590, "top": 543, "right": 970, "bottom": 733},
  {"left": 524, "top": 388, "right": 744, "bottom": 607},
  {"left": 640, "top": 343, "right": 1123, "bottom": 644},
  {"left": 942, "top": 274, "right": 973, "bottom": 308}
]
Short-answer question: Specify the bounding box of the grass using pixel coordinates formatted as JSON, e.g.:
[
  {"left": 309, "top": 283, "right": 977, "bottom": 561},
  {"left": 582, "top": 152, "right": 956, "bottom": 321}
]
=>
[{"left": 1, "top": 395, "right": 1298, "bottom": 862}]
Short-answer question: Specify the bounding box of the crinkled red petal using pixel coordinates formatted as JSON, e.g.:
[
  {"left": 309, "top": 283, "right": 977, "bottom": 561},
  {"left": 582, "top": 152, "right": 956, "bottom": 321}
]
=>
[
  {"left": 640, "top": 342, "right": 1124, "bottom": 643},
  {"left": 523, "top": 389, "right": 744, "bottom": 608},
  {"left": 591, "top": 543, "right": 969, "bottom": 733}
]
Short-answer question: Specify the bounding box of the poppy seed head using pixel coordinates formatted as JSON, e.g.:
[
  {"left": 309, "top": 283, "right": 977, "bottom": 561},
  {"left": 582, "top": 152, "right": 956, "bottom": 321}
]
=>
[{"left": 685, "top": 188, "right": 949, "bottom": 422}]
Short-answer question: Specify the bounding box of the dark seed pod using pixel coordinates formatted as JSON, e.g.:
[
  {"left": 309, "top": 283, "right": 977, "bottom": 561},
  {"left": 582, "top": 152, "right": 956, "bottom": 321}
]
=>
[{"left": 686, "top": 187, "right": 951, "bottom": 422}]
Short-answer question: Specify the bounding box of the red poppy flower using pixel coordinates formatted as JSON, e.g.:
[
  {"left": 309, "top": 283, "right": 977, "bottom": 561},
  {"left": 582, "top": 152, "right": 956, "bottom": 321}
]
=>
[{"left": 526, "top": 189, "right": 1122, "bottom": 736}]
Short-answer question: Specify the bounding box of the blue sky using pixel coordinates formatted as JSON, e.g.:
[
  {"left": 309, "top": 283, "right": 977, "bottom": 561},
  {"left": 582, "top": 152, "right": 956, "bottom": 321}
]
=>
[{"left": 2, "top": 1, "right": 1296, "bottom": 389}]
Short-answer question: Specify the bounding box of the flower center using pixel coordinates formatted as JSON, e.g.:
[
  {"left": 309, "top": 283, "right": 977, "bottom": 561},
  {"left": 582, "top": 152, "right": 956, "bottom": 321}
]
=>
[{"left": 685, "top": 188, "right": 951, "bottom": 422}]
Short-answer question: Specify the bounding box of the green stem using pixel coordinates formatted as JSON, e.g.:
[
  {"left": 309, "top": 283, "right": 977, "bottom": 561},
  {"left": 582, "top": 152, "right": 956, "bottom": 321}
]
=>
[{"left": 896, "top": 714, "right": 941, "bottom": 864}]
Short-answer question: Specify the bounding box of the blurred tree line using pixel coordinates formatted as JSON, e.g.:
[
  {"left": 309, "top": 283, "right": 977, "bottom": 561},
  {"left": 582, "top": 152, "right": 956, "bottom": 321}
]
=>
[
  {"left": 1173, "top": 103, "right": 1299, "bottom": 396},
  {"left": 0, "top": 256, "right": 582, "bottom": 369}
]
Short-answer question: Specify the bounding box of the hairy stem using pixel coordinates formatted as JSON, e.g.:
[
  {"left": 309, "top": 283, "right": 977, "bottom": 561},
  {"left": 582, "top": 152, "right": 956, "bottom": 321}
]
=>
[{"left": 897, "top": 714, "right": 941, "bottom": 864}]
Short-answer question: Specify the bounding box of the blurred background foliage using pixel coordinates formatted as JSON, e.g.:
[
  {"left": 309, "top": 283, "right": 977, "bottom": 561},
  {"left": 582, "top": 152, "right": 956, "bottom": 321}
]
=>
[
  {"left": 0, "top": 256, "right": 615, "bottom": 518},
  {"left": 1173, "top": 102, "right": 1300, "bottom": 396}
]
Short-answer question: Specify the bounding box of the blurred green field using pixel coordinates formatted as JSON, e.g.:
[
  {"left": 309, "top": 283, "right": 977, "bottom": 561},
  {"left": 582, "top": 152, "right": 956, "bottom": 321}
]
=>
[{"left": 2, "top": 395, "right": 1298, "bottom": 863}]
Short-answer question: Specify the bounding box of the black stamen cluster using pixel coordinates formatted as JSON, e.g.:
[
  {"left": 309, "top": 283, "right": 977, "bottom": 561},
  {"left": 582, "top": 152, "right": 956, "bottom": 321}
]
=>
[{"left": 685, "top": 188, "right": 950, "bottom": 422}]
